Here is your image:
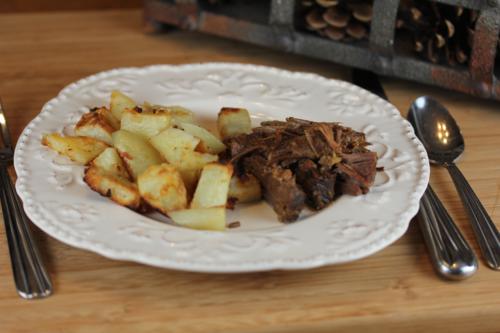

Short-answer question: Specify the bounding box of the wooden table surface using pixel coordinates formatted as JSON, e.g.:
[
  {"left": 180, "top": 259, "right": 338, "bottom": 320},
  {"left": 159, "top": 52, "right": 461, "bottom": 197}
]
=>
[{"left": 1, "top": 9, "right": 499, "bottom": 333}]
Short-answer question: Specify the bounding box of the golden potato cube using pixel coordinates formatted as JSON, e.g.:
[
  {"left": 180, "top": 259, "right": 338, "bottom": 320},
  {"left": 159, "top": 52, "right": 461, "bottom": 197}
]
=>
[
  {"left": 84, "top": 166, "right": 141, "bottom": 210},
  {"left": 91, "top": 147, "right": 130, "bottom": 180},
  {"left": 42, "top": 133, "right": 108, "bottom": 165},
  {"left": 169, "top": 207, "right": 226, "bottom": 231},
  {"left": 228, "top": 174, "right": 262, "bottom": 204},
  {"left": 121, "top": 108, "right": 171, "bottom": 138},
  {"left": 110, "top": 90, "right": 136, "bottom": 120},
  {"left": 167, "top": 152, "right": 218, "bottom": 195},
  {"left": 150, "top": 128, "right": 218, "bottom": 192},
  {"left": 75, "top": 110, "right": 116, "bottom": 144},
  {"left": 177, "top": 168, "right": 200, "bottom": 195},
  {"left": 95, "top": 107, "right": 120, "bottom": 130},
  {"left": 191, "top": 163, "right": 233, "bottom": 209},
  {"left": 137, "top": 164, "right": 188, "bottom": 214},
  {"left": 143, "top": 103, "right": 194, "bottom": 125},
  {"left": 179, "top": 122, "right": 226, "bottom": 154},
  {"left": 175, "top": 151, "right": 218, "bottom": 170},
  {"left": 112, "top": 130, "right": 163, "bottom": 180},
  {"left": 165, "top": 105, "right": 194, "bottom": 125},
  {"left": 217, "top": 107, "right": 252, "bottom": 139},
  {"left": 176, "top": 152, "right": 219, "bottom": 193},
  {"left": 149, "top": 128, "right": 200, "bottom": 163},
  {"left": 142, "top": 103, "right": 193, "bottom": 122}
]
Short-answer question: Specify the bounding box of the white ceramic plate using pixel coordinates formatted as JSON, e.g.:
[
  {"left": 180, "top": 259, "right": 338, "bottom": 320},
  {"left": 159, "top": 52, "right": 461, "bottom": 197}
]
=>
[{"left": 14, "top": 63, "right": 429, "bottom": 272}]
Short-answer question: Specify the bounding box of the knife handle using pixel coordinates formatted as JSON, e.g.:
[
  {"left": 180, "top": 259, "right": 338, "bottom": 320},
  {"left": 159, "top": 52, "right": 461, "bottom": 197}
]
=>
[
  {"left": 418, "top": 185, "right": 477, "bottom": 279},
  {"left": 0, "top": 164, "right": 52, "bottom": 298},
  {"left": 351, "top": 68, "right": 388, "bottom": 100}
]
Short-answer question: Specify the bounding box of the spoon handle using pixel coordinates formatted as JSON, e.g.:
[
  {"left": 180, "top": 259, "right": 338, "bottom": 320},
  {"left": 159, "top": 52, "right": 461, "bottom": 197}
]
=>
[
  {"left": 418, "top": 185, "right": 477, "bottom": 279},
  {"left": 447, "top": 163, "right": 500, "bottom": 270}
]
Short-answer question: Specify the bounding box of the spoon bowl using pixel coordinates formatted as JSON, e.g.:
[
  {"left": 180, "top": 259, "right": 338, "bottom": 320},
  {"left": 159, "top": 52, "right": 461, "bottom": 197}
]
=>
[{"left": 408, "top": 96, "right": 464, "bottom": 165}]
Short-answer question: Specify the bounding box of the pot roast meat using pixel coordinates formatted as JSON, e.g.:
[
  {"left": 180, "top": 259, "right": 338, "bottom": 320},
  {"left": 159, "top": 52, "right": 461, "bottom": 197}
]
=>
[
  {"left": 244, "top": 155, "right": 306, "bottom": 223},
  {"left": 226, "top": 131, "right": 269, "bottom": 157},
  {"left": 225, "top": 132, "right": 274, "bottom": 176},
  {"left": 267, "top": 135, "right": 317, "bottom": 163},
  {"left": 342, "top": 152, "right": 378, "bottom": 185},
  {"left": 295, "top": 159, "right": 336, "bottom": 210},
  {"left": 224, "top": 117, "right": 378, "bottom": 222},
  {"left": 333, "top": 127, "right": 369, "bottom": 153},
  {"left": 336, "top": 152, "right": 378, "bottom": 195},
  {"left": 336, "top": 163, "right": 369, "bottom": 196},
  {"left": 304, "top": 124, "right": 339, "bottom": 156}
]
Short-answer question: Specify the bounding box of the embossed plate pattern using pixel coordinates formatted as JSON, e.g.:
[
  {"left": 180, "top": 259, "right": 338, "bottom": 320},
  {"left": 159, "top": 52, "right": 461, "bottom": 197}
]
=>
[{"left": 14, "top": 63, "right": 429, "bottom": 272}]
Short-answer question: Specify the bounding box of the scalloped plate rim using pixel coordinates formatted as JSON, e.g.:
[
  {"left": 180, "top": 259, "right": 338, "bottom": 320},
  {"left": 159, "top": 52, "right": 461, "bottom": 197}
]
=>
[{"left": 13, "top": 63, "right": 430, "bottom": 273}]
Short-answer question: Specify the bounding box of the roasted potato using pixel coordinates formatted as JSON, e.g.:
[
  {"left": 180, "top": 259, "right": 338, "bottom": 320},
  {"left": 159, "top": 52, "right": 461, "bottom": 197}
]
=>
[
  {"left": 191, "top": 163, "right": 233, "bottom": 209},
  {"left": 228, "top": 174, "right": 262, "bottom": 204},
  {"left": 150, "top": 128, "right": 200, "bottom": 157},
  {"left": 84, "top": 166, "right": 141, "bottom": 210},
  {"left": 177, "top": 152, "right": 219, "bottom": 194},
  {"left": 91, "top": 147, "right": 130, "bottom": 180},
  {"left": 169, "top": 207, "right": 226, "bottom": 231},
  {"left": 162, "top": 152, "right": 219, "bottom": 195},
  {"left": 110, "top": 90, "right": 136, "bottom": 120},
  {"left": 95, "top": 107, "right": 120, "bottom": 130},
  {"left": 121, "top": 108, "right": 171, "bottom": 138},
  {"left": 180, "top": 152, "right": 219, "bottom": 170},
  {"left": 143, "top": 103, "right": 194, "bottom": 125},
  {"left": 150, "top": 128, "right": 218, "bottom": 170},
  {"left": 112, "top": 130, "right": 163, "bottom": 180},
  {"left": 150, "top": 127, "right": 218, "bottom": 192},
  {"left": 177, "top": 168, "right": 200, "bottom": 195},
  {"left": 150, "top": 128, "right": 200, "bottom": 169},
  {"left": 217, "top": 107, "right": 252, "bottom": 139},
  {"left": 137, "top": 164, "right": 187, "bottom": 214},
  {"left": 75, "top": 110, "right": 115, "bottom": 144},
  {"left": 174, "top": 152, "right": 218, "bottom": 195},
  {"left": 149, "top": 124, "right": 237, "bottom": 201},
  {"left": 165, "top": 105, "right": 194, "bottom": 125},
  {"left": 42, "top": 133, "right": 108, "bottom": 165},
  {"left": 179, "top": 122, "right": 226, "bottom": 154}
]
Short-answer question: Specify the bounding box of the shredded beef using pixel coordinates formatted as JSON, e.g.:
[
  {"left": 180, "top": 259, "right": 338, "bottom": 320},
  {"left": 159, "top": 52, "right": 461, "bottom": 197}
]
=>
[
  {"left": 244, "top": 155, "right": 306, "bottom": 223},
  {"left": 295, "top": 159, "right": 336, "bottom": 210},
  {"left": 225, "top": 117, "right": 378, "bottom": 222}
]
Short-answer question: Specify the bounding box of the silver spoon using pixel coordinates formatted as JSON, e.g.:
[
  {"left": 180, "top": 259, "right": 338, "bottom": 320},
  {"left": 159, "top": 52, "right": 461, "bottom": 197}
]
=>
[
  {"left": 409, "top": 96, "right": 500, "bottom": 270},
  {"left": 352, "top": 69, "right": 476, "bottom": 279},
  {"left": 406, "top": 108, "right": 477, "bottom": 280}
]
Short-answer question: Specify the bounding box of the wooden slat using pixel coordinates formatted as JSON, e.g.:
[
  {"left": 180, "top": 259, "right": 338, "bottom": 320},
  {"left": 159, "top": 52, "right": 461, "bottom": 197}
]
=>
[{"left": 0, "top": 9, "right": 499, "bottom": 333}]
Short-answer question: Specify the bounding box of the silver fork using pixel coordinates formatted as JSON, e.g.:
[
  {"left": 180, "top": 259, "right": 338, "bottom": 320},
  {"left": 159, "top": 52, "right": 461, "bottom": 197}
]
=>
[{"left": 0, "top": 99, "right": 52, "bottom": 299}]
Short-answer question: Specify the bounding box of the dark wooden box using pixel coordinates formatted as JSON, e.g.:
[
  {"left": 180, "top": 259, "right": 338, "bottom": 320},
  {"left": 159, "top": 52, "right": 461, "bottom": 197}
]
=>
[{"left": 144, "top": 0, "right": 500, "bottom": 101}]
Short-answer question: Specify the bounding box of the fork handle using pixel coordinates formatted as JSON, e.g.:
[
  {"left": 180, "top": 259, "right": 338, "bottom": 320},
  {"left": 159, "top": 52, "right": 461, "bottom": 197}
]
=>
[
  {"left": 0, "top": 164, "right": 52, "bottom": 298},
  {"left": 447, "top": 163, "right": 500, "bottom": 270},
  {"left": 418, "top": 185, "right": 477, "bottom": 279}
]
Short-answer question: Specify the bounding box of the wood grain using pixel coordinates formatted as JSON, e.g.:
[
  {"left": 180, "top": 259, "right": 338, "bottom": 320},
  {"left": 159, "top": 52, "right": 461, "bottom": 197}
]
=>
[
  {"left": 0, "top": 9, "right": 499, "bottom": 333},
  {"left": 0, "top": 0, "right": 142, "bottom": 13}
]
